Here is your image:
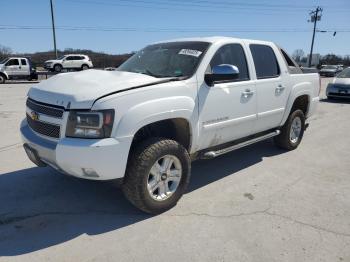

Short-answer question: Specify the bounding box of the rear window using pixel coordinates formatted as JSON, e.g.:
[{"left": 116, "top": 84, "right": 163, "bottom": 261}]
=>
[{"left": 250, "top": 44, "right": 280, "bottom": 79}]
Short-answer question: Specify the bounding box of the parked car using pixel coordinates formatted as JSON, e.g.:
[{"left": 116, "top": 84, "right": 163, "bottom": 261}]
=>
[
  {"left": 44, "top": 54, "right": 93, "bottom": 72},
  {"left": 21, "top": 37, "right": 320, "bottom": 214},
  {"left": 319, "top": 65, "right": 342, "bottom": 77},
  {"left": 0, "top": 57, "right": 38, "bottom": 84},
  {"left": 326, "top": 67, "right": 350, "bottom": 99}
]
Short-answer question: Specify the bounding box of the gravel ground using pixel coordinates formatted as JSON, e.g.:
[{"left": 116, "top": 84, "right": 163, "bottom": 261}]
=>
[{"left": 0, "top": 77, "right": 349, "bottom": 262}]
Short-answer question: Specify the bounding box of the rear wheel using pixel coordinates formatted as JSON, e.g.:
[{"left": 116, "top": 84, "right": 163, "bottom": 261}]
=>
[
  {"left": 81, "top": 64, "right": 89, "bottom": 70},
  {"left": 274, "top": 109, "right": 305, "bottom": 150},
  {"left": 122, "top": 138, "right": 191, "bottom": 214}
]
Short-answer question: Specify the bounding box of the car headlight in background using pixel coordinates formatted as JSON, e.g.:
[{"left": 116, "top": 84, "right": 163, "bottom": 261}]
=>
[{"left": 66, "top": 110, "right": 114, "bottom": 138}]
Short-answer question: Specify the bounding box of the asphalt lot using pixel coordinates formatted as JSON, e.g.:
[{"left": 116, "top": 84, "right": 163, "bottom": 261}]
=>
[{"left": 0, "top": 78, "right": 349, "bottom": 262}]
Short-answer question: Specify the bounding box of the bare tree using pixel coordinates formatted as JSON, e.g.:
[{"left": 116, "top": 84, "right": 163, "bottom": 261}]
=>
[
  {"left": 292, "top": 49, "right": 305, "bottom": 62},
  {"left": 0, "top": 44, "right": 12, "bottom": 61}
]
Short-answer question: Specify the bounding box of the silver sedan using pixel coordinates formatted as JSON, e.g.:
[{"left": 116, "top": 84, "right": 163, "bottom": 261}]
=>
[{"left": 326, "top": 67, "right": 350, "bottom": 99}]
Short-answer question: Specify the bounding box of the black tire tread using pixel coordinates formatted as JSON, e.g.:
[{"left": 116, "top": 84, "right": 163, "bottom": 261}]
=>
[
  {"left": 122, "top": 138, "right": 190, "bottom": 214},
  {"left": 274, "top": 109, "right": 305, "bottom": 150}
]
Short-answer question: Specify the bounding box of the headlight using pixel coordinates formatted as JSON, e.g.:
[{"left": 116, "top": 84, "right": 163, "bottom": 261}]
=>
[{"left": 66, "top": 110, "right": 114, "bottom": 138}]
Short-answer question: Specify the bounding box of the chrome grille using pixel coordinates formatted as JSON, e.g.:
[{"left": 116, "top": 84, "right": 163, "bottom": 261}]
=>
[
  {"left": 26, "top": 114, "right": 60, "bottom": 138},
  {"left": 26, "top": 98, "right": 64, "bottom": 118}
]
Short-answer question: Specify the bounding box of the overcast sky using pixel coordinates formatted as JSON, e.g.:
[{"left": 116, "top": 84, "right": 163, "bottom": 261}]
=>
[{"left": 1, "top": 0, "right": 349, "bottom": 56}]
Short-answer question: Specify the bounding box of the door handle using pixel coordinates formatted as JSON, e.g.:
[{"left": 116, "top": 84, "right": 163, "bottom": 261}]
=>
[
  {"left": 276, "top": 85, "right": 285, "bottom": 92},
  {"left": 242, "top": 89, "right": 254, "bottom": 98}
]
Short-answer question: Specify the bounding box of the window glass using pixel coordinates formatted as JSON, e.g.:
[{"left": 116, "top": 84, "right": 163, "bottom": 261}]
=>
[
  {"left": 280, "top": 49, "right": 296, "bottom": 67},
  {"left": 119, "top": 41, "right": 210, "bottom": 78},
  {"left": 250, "top": 44, "right": 280, "bottom": 79},
  {"left": 21, "top": 59, "right": 27, "bottom": 65},
  {"left": 210, "top": 44, "right": 249, "bottom": 81},
  {"left": 6, "top": 59, "right": 19, "bottom": 66},
  {"left": 65, "top": 56, "right": 73, "bottom": 61},
  {"left": 337, "top": 68, "right": 350, "bottom": 78}
]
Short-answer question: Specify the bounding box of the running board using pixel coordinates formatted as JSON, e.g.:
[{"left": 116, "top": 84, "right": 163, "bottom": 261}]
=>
[{"left": 203, "top": 130, "right": 281, "bottom": 159}]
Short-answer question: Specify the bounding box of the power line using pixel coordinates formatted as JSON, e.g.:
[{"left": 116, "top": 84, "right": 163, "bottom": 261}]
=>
[
  {"left": 1, "top": 24, "right": 350, "bottom": 33},
  {"left": 61, "top": 0, "right": 311, "bottom": 14}
]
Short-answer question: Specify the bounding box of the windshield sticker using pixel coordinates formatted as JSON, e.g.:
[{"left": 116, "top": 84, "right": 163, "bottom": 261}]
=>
[{"left": 178, "top": 49, "right": 203, "bottom": 57}]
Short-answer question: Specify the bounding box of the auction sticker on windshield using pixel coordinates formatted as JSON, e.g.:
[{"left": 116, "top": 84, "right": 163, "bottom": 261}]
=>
[{"left": 178, "top": 49, "right": 203, "bottom": 57}]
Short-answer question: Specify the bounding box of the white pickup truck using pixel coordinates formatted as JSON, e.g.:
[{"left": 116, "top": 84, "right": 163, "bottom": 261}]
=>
[
  {"left": 21, "top": 37, "right": 320, "bottom": 214},
  {"left": 0, "top": 57, "right": 38, "bottom": 84}
]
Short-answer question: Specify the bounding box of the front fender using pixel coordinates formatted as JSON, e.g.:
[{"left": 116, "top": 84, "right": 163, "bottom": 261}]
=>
[
  {"left": 280, "top": 82, "right": 312, "bottom": 125},
  {"left": 114, "top": 96, "right": 196, "bottom": 138}
]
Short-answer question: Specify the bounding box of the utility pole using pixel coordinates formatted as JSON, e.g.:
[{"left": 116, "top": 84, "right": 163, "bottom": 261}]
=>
[
  {"left": 50, "top": 0, "right": 58, "bottom": 59},
  {"left": 308, "top": 6, "right": 322, "bottom": 67}
]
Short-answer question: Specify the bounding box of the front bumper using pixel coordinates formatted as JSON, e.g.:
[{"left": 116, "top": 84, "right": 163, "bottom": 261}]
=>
[
  {"left": 326, "top": 84, "right": 350, "bottom": 99},
  {"left": 20, "top": 120, "right": 133, "bottom": 180}
]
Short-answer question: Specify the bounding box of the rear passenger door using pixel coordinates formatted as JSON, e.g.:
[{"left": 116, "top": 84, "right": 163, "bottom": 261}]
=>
[
  {"left": 198, "top": 43, "right": 257, "bottom": 150},
  {"left": 249, "top": 44, "right": 289, "bottom": 132},
  {"left": 19, "top": 59, "right": 30, "bottom": 76}
]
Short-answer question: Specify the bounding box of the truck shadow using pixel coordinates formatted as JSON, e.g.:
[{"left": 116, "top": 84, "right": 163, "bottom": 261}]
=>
[{"left": 0, "top": 139, "right": 285, "bottom": 256}]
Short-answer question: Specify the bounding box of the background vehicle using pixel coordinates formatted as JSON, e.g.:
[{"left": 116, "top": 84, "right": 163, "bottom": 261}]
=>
[
  {"left": 326, "top": 67, "right": 350, "bottom": 99},
  {"left": 21, "top": 37, "right": 320, "bottom": 214},
  {"left": 0, "top": 57, "right": 38, "bottom": 84},
  {"left": 319, "top": 65, "right": 342, "bottom": 77},
  {"left": 44, "top": 54, "right": 93, "bottom": 72}
]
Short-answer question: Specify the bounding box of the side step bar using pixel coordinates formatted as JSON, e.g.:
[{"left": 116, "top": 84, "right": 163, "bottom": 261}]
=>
[{"left": 203, "top": 130, "right": 281, "bottom": 159}]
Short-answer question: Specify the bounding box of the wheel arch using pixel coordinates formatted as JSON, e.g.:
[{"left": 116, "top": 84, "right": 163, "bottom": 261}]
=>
[
  {"left": 130, "top": 118, "right": 193, "bottom": 152},
  {"left": 280, "top": 83, "right": 312, "bottom": 125},
  {"left": 0, "top": 71, "right": 8, "bottom": 80}
]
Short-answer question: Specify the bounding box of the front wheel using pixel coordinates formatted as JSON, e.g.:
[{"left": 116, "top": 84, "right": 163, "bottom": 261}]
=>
[
  {"left": 122, "top": 138, "right": 191, "bottom": 214},
  {"left": 0, "top": 74, "right": 5, "bottom": 84},
  {"left": 274, "top": 109, "right": 305, "bottom": 150},
  {"left": 54, "top": 64, "right": 62, "bottom": 73}
]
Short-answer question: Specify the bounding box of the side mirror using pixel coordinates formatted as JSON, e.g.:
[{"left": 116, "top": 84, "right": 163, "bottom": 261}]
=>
[{"left": 205, "top": 64, "right": 240, "bottom": 86}]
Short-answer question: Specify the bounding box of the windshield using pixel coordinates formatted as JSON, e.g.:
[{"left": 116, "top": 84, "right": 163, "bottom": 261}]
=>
[
  {"left": 0, "top": 58, "right": 9, "bottom": 64},
  {"left": 323, "top": 65, "right": 337, "bottom": 69},
  {"left": 118, "top": 41, "right": 210, "bottom": 78},
  {"left": 337, "top": 68, "right": 350, "bottom": 78},
  {"left": 57, "top": 55, "right": 66, "bottom": 60}
]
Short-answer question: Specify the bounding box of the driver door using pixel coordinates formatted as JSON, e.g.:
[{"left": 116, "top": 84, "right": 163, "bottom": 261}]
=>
[
  {"left": 197, "top": 43, "right": 257, "bottom": 150},
  {"left": 5, "top": 58, "right": 21, "bottom": 76}
]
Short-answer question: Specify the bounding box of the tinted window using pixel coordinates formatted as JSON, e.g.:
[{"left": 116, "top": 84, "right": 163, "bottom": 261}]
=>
[
  {"left": 6, "top": 59, "right": 19, "bottom": 66},
  {"left": 280, "top": 49, "right": 295, "bottom": 67},
  {"left": 21, "top": 59, "right": 27, "bottom": 65},
  {"left": 250, "top": 44, "right": 280, "bottom": 79},
  {"left": 65, "top": 56, "right": 73, "bottom": 61},
  {"left": 210, "top": 44, "right": 249, "bottom": 81}
]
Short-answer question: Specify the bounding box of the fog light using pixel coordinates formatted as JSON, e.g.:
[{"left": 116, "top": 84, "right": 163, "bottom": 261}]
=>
[{"left": 82, "top": 168, "right": 99, "bottom": 178}]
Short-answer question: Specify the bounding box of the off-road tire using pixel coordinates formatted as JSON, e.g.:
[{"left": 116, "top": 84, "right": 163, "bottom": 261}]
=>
[
  {"left": 274, "top": 109, "right": 305, "bottom": 150},
  {"left": 122, "top": 138, "right": 191, "bottom": 214}
]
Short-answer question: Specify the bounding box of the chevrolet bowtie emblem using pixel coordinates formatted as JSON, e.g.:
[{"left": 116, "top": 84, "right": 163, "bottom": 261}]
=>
[{"left": 31, "top": 111, "right": 39, "bottom": 121}]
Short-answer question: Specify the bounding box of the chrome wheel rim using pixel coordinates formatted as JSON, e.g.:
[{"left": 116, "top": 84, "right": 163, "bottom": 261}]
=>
[
  {"left": 290, "top": 116, "right": 302, "bottom": 143},
  {"left": 147, "top": 155, "right": 182, "bottom": 201}
]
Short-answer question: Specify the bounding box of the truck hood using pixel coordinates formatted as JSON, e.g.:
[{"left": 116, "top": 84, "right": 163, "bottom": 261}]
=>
[{"left": 28, "top": 70, "right": 161, "bottom": 109}]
